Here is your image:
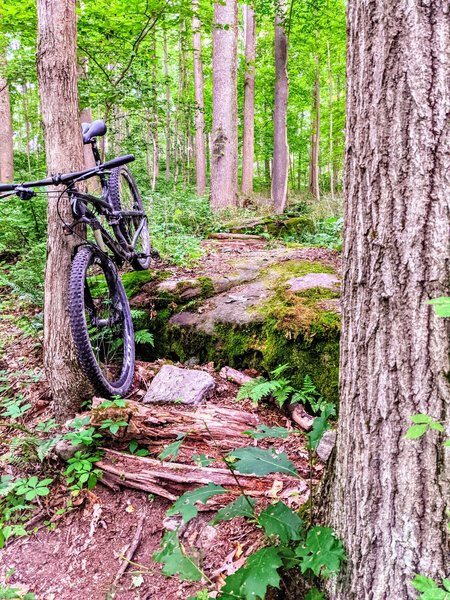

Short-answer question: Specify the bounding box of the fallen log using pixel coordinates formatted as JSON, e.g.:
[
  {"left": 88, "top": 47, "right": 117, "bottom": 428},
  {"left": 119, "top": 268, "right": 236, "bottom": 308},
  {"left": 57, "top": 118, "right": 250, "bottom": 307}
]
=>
[
  {"left": 96, "top": 448, "right": 307, "bottom": 505},
  {"left": 91, "top": 398, "right": 259, "bottom": 451}
]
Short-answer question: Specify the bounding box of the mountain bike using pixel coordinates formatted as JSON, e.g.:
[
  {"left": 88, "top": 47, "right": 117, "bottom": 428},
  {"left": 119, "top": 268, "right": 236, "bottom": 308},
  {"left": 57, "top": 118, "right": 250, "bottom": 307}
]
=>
[{"left": 0, "top": 120, "right": 156, "bottom": 398}]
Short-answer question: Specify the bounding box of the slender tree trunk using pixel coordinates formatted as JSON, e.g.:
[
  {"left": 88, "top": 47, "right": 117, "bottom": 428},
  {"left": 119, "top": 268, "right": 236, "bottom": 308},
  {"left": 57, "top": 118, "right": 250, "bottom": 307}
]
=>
[
  {"left": 297, "top": 112, "right": 304, "bottom": 191},
  {"left": 192, "top": 0, "right": 207, "bottom": 196},
  {"left": 333, "top": 72, "right": 342, "bottom": 188},
  {"left": 37, "top": 0, "right": 91, "bottom": 421},
  {"left": 327, "top": 41, "right": 335, "bottom": 200},
  {"left": 211, "top": 0, "right": 238, "bottom": 211},
  {"left": 309, "top": 48, "right": 320, "bottom": 199},
  {"left": 163, "top": 29, "right": 171, "bottom": 180},
  {"left": 151, "top": 34, "right": 159, "bottom": 185},
  {"left": 325, "top": 1, "right": 450, "bottom": 598},
  {"left": 0, "top": 55, "right": 14, "bottom": 183},
  {"left": 271, "top": 0, "right": 289, "bottom": 214},
  {"left": 22, "top": 84, "right": 32, "bottom": 175},
  {"left": 241, "top": 4, "right": 256, "bottom": 197}
]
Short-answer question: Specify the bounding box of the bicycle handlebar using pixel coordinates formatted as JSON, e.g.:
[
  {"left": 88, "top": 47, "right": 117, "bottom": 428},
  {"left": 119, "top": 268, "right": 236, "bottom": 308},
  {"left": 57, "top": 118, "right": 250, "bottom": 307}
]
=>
[{"left": 0, "top": 154, "right": 135, "bottom": 193}]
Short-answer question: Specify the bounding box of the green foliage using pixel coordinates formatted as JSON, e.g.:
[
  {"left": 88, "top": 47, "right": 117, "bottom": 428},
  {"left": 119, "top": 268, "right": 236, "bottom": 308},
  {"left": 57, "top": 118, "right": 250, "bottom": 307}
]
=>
[
  {"left": 411, "top": 575, "right": 450, "bottom": 599},
  {"left": 0, "top": 585, "right": 36, "bottom": 600},
  {"left": 212, "top": 495, "right": 257, "bottom": 524},
  {"left": 96, "top": 397, "right": 127, "bottom": 409},
  {"left": 299, "top": 217, "right": 343, "bottom": 250},
  {"left": 304, "top": 589, "right": 325, "bottom": 600},
  {"left": 14, "top": 476, "right": 53, "bottom": 501},
  {"left": 64, "top": 451, "right": 103, "bottom": 492},
  {"left": 229, "top": 446, "right": 298, "bottom": 477},
  {"left": 166, "top": 483, "right": 227, "bottom": 524},
  {"left": 296, "top": 526, "right": 345, "bottom": 577},
  {"left": 99, "top": 418, "right": 128, "bottom": 435},
  {"left": 243, "top": 424, "right": 290, "bottom": 440},
  {"left": 128, "top": 439, "right": 150, "bottom": 457},
  {"left": 153, "top": 530, "right": 203, "bottom": 581},
  {"left": 307, "top": 404, "right": 336, "bottom": 450},
  {"left": 158, "top": 434, "right": 186, "bottom": 461},
  {"left": 192, "top": 453, "right": 213, "bottom": 467},
  {"left": 64, "top": 426, "right": 102, "bottom": 447},
  {"left": 0, "top": 396, "right": 31, "bottom": 419},
  {"left": 134, "top": 330, "right": 155, "bottom": 346},
  {"left": 428, "top": 297, "right": 450, "bottom": 318},
  {"left": 259, "top": 501, "right": 303, "bottom": 544},
  {"left": 404, "top": 414, "right": 445, "bottom": 439}
]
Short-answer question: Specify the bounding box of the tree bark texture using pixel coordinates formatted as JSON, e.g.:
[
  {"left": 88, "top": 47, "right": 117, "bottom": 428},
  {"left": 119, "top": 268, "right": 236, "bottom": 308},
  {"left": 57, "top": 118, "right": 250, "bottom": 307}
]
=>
[
  {"left": 241, "top": 4, "right": 256, "bottom": 197},
  {"left": 0, "top": 56, "right": 14, "bottom": 183},
  {"left": 211, "top": 0, "right": 238, "bottom": 210},
  {"left": 192, "top": 0, "right": 207, "bottom": 196},
  {"left": 309, "top": 50, "right": 320, "bottom": 199},
  {"left": 327, "top": 41, "right": 335, "bottom": 200},
  {"left": 271, "top": 2, "right": 289, "bottom": 214},
  {"left": 163, "top": 29, "right": 171, "bottom": 180},
  {"left": 37, "top": 0, "right": 91, "bottom": 421},
  {"left": 326, "top": 1, "right": 450, "bottom": 598}
]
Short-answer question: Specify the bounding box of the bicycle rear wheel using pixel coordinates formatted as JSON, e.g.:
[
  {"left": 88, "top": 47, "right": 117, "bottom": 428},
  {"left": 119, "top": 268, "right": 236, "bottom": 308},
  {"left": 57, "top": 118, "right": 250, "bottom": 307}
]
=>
[
  {"left": 69, "top": 246, "right": 135, "bottom": 397},
  {"left": 108, "top": 166, "right": 151, "bottom": 270}
]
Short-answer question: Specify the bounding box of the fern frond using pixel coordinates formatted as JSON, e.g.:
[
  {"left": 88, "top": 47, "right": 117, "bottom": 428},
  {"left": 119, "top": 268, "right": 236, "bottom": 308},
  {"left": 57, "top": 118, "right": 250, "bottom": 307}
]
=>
[
  {"left": 270, "top": 363, "right": 290, "bottom": 378},
  {"left": 236, "top": 377, "right": 266, "bottom": 402}
]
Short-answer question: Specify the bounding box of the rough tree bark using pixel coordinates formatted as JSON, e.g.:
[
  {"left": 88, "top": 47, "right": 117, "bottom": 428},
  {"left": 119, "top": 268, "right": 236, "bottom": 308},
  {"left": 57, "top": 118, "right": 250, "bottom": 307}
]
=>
[
  {"left": 325, "top": 1, "right": 450, "bottom": 598},
  {"left": 211, "top": 0, "right": 238, "bottom": 211},
  {"left": 309, "top": 49, "right": 320, "bottom": 199},
  {"left": 241, "top": 4, "right": 256, "bottom": 197},
  {"left": 271, "top": 0, "right": 289, "bottom": 214},
  {"left": 192, "top": 0, "right": 207, "bottom": 196},
  {"left": 163, "top": 29, "right": 171, "bottom": 180},
  {"left": 0, "top": 55, "right": 14, "bottom": 183},
  {"left": 327, "top": 41, "right": 334, "bottom": 201},
  {"left": 37, "top": 0, "right": 91, "bottom": 421}
]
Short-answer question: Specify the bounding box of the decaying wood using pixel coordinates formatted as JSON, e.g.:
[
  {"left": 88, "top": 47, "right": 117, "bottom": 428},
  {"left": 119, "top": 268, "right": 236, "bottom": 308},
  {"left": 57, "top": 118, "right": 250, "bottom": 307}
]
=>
[
  {"left": 219, "top": 366, "right": 253, "bottom": 385},
  {"left": 91, "top": 398, "right": 259, "bottom": 450},
  {"left": 207, "top": 232, "right": 265, "bottom": 241},
  {"left": 113, "top": 513, "right": 146, "bottom": 587},
  {"left": 288, "top": 403, "right": 314, "bottom": 431},
  {"left": 97, "top": 449, "right": 306, "bottom": 503}
]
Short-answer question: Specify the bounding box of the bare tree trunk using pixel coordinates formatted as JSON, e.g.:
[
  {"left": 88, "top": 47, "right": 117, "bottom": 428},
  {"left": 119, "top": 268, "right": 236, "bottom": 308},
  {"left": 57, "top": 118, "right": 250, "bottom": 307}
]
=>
[
  {"left": 37, "top": 0, "right": 91, "bottom": 421},
  {"left": 211, "top": 0, "right": 238, "bottom": 211},
  {"left": 0, "top": 55, "right": 14, "bottom": 183},
  {"left": 22, "top": 84, "right": 32, "bottom": 175},
  {"left": 241, "top": 4, "right": 256, "bottom": 197},
  {"left": 327, "top": 41, "right": 335, "bottom": 200},
  {"left": 309, "top": 48, "right": 320, "bottom": 199},
  {"left": 163, "top": 29, "right": 171, "bottom": 181},
  {"left": 271, "top": 1, "right": 289, "bottom": 214},
  {"left": 150, "top": 34, "right": 159, "bottom": 187},
  {"left": 325, "top": 1, "right": 450, "bottom": 598},
  {"left": 192, "top": 0, "right": 207, "bottom": 196}
]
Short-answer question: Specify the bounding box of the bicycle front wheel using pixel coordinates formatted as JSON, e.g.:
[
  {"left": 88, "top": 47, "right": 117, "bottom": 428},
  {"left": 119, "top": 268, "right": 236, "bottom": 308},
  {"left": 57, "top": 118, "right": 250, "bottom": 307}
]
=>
[
  {"left": 69, "top": 246, "right": 135, "bottom": 397},
  {"left": 108, "top": 166, "right": 151, "bottom": 270}
]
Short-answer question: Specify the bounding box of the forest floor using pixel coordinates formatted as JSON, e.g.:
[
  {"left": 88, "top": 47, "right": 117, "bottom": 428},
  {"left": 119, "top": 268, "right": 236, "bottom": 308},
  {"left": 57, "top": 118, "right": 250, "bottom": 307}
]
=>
[{"left": 0, "top": 238, "right": 336, "bottom": 600}]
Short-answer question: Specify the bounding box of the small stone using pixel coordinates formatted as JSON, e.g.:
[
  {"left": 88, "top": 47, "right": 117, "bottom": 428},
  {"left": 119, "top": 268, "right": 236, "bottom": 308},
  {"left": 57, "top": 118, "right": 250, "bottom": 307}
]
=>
[
  {"left": 142, "top": 364, "right": 215, "bottom": 405},
  {"left": 54, "top": 439, "right": 84, "bottom": 461},
  {"left": 288, "top": 272, "right": 339, "bottom": 292},
  {"left": 316, "top": 429, "right": 337, "bottom": 462},
  {"left": 185, "top": 356, "right": 200, "bottom": 367}
]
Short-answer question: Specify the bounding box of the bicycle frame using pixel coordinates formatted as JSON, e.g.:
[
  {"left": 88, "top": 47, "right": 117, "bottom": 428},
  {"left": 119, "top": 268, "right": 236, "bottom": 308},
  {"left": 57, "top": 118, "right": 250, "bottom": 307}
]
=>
[{"left": 67, "top": 184, "right": 147, "bottom": 265}]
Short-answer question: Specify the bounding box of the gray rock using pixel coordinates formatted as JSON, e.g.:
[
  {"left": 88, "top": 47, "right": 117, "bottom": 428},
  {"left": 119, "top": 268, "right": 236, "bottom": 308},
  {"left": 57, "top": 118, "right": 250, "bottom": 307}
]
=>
[
  {"left": 142, "top": 364, "right": 215, "bottom": 405},
  {"left": 55, "top": 439, "right": 84, "bottom": 461},
  {"left": 288, "top": 272, "right": 340, "bottom": 292},
  {"left": 197, "top": 525, "right": 218, "bottom": 550},
  {"left": 316, "top": 429, "right": 337, "bottom": 462}
]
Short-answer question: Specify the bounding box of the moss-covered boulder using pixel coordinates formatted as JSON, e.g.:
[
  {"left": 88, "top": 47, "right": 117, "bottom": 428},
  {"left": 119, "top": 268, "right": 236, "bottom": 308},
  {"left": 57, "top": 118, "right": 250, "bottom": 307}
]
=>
[{"left": 130, "top": 248, "right": 341, "bottom": 405}]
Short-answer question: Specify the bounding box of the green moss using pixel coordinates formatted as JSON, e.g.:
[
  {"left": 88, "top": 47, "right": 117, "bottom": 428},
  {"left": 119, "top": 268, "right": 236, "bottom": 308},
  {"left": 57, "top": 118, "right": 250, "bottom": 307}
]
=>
[
  {"left": 198, "top": 276, "right": 215, "bottom": 298},
  {"left": 269, "top": 260, "right": 335, "bottom": 279},
  {"left": 266, "top": 216, "right": 315, "bottom": 237},
  {"left": 121, "top": 270, "right": 156, "bottom": 298}
]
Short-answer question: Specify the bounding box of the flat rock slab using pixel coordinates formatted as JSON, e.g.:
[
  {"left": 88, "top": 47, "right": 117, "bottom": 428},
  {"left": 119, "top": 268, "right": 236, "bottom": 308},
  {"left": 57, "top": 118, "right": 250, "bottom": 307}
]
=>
[
  {"left": 288, "top": 272, "right": 340, "bottom": 292},
  {"left": 142, "top": 364, "right": 215, "bottom": 405}
]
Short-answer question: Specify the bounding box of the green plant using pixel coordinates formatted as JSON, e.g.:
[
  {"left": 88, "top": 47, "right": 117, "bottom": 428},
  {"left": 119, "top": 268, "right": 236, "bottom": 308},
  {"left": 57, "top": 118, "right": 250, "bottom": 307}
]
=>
[
  {"left": 14, "top": 476, "right": 53, "bottom": 501},
  {"left": 64, "top": 426, "right": 102, "bottom": 447},
  {"left": 99, "top": 418, "right": 128, "bottom": 435},
  {"left": 0, "top": 396, "right": 31, "bottom": 419},
  {"left": 236, "top": 364, "right": 295, "bottom": 407},
  {"left": 134, "top": 330, "right": 154, "bottom": 346},
  {"left": 64, "top": 451, "right": 103, "bottom": 492},
  {"left": 129, "top": 439, "right": 150, "bottom": 457},
  {"left": 0, "top": 584, "right": 36, "bottom": 600},
  {"left": 411, "top": 575, "right": 450, "bottom": 599}
]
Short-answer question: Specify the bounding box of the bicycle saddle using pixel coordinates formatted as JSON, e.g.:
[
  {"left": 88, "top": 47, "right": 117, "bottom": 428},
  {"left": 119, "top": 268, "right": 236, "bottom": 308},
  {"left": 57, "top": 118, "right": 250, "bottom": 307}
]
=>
[{"left": 82, "top": 119, "right": 107, "bottom": 144}]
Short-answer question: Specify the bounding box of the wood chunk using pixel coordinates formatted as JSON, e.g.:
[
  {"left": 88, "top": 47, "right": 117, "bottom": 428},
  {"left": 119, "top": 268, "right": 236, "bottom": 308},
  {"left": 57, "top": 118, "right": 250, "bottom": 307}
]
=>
[{"left": 219, "top": 366, "right": 254, "bottom": 385}]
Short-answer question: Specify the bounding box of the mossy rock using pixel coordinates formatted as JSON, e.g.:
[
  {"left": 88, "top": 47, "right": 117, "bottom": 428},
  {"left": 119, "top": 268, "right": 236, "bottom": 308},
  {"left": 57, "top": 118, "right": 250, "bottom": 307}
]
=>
[{"left": 266, "top": 217, "right": 315, "bottom": 238}]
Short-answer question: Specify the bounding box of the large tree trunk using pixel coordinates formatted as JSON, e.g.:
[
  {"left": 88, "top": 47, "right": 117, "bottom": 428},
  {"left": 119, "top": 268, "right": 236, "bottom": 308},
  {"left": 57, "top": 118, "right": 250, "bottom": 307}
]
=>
[
  {"left": 309, "top": 50, "right": 320, "bottom": 199},
  {"left": 211, "top": 0, "right": 238, "bottom": 211},
  {"left": 0, "top": 56, "right": 14, "bottom": 183},
  {"left": 37, "top": 0, "right": 91, "bottom": 421},
  {"left": 192, "top": 0, "right": 207, "bottom": 196},
  {"left": 271, "top": 1, "right": 289, "bottom": 214},
  {"left": 326, "top": 41, "right": 335, "bottom": 201},
  {"left": 325, "top": 1, "right": 450, "bottom": 598},
  {"left": 241, "top": 4, "right": 256, "bottom": 197}
]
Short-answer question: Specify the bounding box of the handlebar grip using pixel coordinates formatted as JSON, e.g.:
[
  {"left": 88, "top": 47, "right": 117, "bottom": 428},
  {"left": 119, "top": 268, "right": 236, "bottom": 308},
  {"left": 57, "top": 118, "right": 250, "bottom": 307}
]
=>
[
  {"left": 101, "top": 154, "right": 135, "bottom": 170},
  {"left": 0, "top": 183, "right": 17, "bottom": 192}
]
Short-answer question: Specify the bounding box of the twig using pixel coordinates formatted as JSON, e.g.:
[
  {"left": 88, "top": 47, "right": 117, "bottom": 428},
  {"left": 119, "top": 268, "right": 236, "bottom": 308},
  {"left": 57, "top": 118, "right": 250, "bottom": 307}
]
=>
[{"left": 113, "top": 513, "right": 146, "bottom": 587}]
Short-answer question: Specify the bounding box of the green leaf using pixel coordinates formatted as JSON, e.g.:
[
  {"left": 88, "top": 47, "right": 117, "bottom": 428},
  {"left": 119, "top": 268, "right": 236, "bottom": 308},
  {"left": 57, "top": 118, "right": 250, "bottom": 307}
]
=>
[
  {"left": 154, "top": 530, "right": 203, "bottom": 582},
  {"left": 296, "top": 526, "right": 346, "bottom": 577},
  {"left": 307, "top": 405, "right": 335, "bottom": 450},
  {"left": 404, "top": 424, "right": 428, "bottom": 439},
  {"left": 158, "top": 436, "right": 185, "bottom": 462},
  {"left": 192, "top": 453, "right": 214, "bottom": 467},
  {"left": 428, "top": 297, "right": 450, "bottom": 317},
  {"left": 412, "top": 575, "right": 440, "bottom": 592},
  {"left": 220, "top": 547, "right": 283, "bottom": 600},
  {"left": 212, "top": 495, "right": 257, "bottom": 524},
  {"left": 410, "top": 414, "right": 433, "bottom": 424},
  {"left": 258, "top": 501, "right": 303, "bottom": 543},
  {"left": 129, "top": 439, "right": 138, "bottom": 453},
  {"left": 167, "top": 483, "right": 227, "bottom": 524},
  {"left": 228, "top": 447, "right": 298, "bottom": 477},
  {"left": 243, "top": 425, "right": 290, "bottom": 440}
]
